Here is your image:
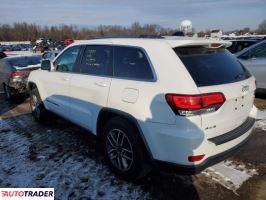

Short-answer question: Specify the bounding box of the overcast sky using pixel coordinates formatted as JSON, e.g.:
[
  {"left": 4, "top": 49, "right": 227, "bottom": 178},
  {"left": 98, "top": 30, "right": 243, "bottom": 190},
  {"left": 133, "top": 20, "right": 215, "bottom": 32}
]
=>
[{"left": 0, "top": 0, "right": 265, "bottom": 31}]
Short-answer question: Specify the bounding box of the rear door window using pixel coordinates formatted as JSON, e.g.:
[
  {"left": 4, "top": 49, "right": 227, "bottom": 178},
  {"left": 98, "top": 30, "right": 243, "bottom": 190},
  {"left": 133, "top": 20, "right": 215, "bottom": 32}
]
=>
[
  {"left": 174, "top": 46, "right": 251, "bottom": 87},
  {"left": 79, "top": 45, "right": 113, "bottom": 76},
  {"left": 114, "top": 46, "right": 154, "bottom": 80}
]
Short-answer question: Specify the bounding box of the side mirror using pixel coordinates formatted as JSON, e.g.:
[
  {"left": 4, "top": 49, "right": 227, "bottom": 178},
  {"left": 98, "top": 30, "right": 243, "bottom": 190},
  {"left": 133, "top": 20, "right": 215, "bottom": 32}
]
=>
[{"left": 41, "top": 60, "right": 51, "bottom": 70}]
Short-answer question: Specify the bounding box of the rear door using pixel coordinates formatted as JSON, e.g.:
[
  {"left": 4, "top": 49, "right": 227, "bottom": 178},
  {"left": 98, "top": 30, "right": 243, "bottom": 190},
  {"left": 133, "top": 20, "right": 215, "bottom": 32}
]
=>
[
  {"left": 174, "top": 46, "right": 256, "bottom": 139},
  {"left": 69, "top": 45, "right": 113, "bottom": 133}
]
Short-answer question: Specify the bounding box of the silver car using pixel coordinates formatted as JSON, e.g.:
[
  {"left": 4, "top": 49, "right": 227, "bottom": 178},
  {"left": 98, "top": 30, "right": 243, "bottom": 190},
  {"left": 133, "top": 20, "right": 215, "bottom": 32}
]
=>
[
  {"left": 236, "top": 40, "right": 266, "bottom": 90},
  {"left": 0, "top": 55, "right": 41, "bottom": 100}
]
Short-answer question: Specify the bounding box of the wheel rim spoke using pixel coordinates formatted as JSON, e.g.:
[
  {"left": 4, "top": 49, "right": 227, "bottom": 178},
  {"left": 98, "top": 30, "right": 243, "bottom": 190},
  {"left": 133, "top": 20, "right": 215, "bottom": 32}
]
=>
[
  {"left": 106, "top": 129, "right": 134, "bottom": 171},
  {"left": 107, "top": 148, "right": 116, "bottom": 155},
  {"left": 116, "top": 156, "right": 122, "bottom": 169},
  {"left": 109, "top": 132, "right": 118, "bottom": 146},
  {"left": 121, "top": 152, "right": 133, "bottom": 161},
  {"left": 107, "top": 135, "right": 116, "bottom": 148},
  {"left": 121, "top": 156, "right": 129, "bottom": 169},
  {"left": 110, "top": 152, "right": 118, "bottom": 160},
  {"left": 120, "top": 134, "right": 125, "bottom": 146},
  {"left": 121, "top": 147, "right": 132, "bottom": 154}
]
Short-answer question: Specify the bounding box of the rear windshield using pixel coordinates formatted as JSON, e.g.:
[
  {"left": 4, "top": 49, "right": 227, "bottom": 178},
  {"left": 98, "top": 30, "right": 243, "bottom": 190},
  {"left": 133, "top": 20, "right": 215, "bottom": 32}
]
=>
[
  {"left": 7, "top": 56, "right": 41, "bottom": 68},
  {"left": 174, "top": 46, "right": 251, "bottom": 87}
]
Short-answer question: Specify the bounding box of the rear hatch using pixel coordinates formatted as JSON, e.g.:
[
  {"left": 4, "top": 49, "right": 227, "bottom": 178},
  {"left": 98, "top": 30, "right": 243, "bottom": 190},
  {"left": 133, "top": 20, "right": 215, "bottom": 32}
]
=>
[{"left": 174, "top": 45, "right": 255, "bottom": 138}]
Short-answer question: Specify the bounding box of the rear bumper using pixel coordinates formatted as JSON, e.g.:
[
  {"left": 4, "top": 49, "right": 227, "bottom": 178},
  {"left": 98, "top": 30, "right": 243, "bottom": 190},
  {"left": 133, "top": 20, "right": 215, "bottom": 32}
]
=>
[
  {"left": 141, "top": 105, "right": 257, "bottom": 172},
  {"left": 154, "top": 129, "right": 253, "bottom": 174}
]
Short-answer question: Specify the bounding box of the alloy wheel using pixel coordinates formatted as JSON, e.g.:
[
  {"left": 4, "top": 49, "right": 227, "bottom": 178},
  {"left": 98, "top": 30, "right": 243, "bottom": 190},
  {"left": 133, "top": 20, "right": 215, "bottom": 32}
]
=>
[{"left": 106, "top": 129, "right": 134, "bottom": 171}]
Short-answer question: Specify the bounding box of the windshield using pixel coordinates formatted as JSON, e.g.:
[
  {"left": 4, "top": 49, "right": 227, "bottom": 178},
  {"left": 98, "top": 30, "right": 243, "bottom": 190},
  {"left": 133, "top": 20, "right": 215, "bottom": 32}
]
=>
[{"left": 174, "top": 46, "right": 251, "bottom": 87}]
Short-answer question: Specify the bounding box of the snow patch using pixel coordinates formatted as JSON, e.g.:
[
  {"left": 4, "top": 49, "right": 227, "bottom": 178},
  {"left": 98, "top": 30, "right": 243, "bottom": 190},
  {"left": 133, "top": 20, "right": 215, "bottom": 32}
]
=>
[
  {"left": 256, "top": 109, "right": 266, "bottom": 131},
  {"left": 0, "top": 118, "right": 150, "bottom": 199},
  {"left": 203, "top": 161, "right": 257, "bottom": 193}
]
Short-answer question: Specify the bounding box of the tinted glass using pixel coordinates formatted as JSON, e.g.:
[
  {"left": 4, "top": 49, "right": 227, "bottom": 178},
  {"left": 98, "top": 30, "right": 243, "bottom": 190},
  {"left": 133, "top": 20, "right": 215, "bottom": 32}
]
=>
[
  {"left": 54, "top": 46, "right": 81, "bottom": 72},
  {"left": 250, "top": 42, "right": 266, "bottom": 58},
  {"left": 7, "top": 56, "right": 41, "bottom": 68},
  {"left": 174, "top": 47, "right": 251, "bottom": 87},
  {"left": 114, "top": 46, "right": 154, "bottom": 80},
  {"left": 79, "top": 45, "right": 113, "bottom": 76}
]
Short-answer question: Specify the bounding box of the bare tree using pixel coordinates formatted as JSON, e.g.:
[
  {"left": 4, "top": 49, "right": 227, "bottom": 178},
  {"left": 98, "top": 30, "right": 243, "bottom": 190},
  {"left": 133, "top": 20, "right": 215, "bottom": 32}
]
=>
[{"left": 257, "top": 20, "right": 266, "bottom": 34}]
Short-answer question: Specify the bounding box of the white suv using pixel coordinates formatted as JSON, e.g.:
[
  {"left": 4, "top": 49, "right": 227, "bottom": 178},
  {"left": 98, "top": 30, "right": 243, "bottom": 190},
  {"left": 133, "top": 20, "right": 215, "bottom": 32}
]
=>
[{"left": 28, "top": 38, "right": 257, "bottom": 180}]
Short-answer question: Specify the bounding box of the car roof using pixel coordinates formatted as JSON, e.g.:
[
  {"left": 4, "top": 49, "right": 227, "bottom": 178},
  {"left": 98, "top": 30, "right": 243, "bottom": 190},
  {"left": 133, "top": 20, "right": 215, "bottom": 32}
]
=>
[{"left": 71, "top": 37, "right": 232, "bottom": 48}]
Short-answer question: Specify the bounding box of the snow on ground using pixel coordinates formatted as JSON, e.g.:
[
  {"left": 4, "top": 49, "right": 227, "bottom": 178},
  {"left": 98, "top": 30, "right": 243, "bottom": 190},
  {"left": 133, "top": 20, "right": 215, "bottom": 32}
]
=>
[
  {"left": 0, "top": 117, "right": 150, "bottom": 200},
  {"left": 202, "top": 110, "right": 266, "bottom": 193},
  {"left": 1, "top": 108, "right": 264, "bottom": 198},
  {"left": 256, "top": 109, "right": 266, "bottom": 131},
  {"left": 203, "top": 161, "right": 257, "bottom": 193}
]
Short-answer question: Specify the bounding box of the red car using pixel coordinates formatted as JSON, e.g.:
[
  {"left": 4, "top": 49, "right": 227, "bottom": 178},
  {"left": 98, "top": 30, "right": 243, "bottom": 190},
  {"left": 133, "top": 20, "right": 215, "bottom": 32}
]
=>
[{"left": 64, "top": 39, "right": 74, "bottom": 46}]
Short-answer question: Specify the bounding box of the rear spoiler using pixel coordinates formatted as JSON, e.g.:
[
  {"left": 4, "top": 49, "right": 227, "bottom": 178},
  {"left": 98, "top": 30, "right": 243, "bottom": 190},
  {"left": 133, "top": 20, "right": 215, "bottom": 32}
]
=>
[{"left": 167, "top": 39, "right": 232, "bottom": 48}]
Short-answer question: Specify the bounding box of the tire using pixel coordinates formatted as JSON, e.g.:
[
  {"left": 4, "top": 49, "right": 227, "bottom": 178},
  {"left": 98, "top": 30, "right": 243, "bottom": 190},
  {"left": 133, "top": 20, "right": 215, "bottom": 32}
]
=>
[
  {"left": 102, "top": 117, "right": 151, "bottom": 180},
  {"left": 30, "top": 88, "right": 48, "bottom": 122},
  {"left": 3, "top": 83, "right": 13, "bottom": 101}
]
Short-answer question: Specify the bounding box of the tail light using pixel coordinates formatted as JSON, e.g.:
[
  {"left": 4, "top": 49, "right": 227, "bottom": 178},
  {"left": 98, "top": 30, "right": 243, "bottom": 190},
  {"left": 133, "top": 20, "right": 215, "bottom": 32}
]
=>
[
  {"left": 165, "top": 93, "right": 225, "bottom": 116},
  {"left": 9, "top": 71, "right": 29, "bottom": 79}
]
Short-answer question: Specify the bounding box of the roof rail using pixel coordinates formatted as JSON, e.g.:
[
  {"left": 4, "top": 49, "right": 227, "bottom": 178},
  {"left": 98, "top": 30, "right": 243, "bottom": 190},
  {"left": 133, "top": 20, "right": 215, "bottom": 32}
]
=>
[{"left": 90, "top": 35, "right": 164, "bottom": 39}]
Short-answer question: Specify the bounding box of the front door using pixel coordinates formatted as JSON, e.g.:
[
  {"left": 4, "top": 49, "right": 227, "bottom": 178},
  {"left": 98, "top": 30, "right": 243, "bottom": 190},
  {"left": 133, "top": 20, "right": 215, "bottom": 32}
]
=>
[{"left": 69, "top": 45, "right": 113, "bottom": 133}]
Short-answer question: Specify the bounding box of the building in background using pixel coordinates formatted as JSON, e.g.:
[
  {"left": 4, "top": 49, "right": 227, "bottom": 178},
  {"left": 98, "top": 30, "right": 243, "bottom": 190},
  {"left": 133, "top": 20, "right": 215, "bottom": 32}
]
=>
[{"left": 211, "top": 30, "right": 223, "bottom": 38}]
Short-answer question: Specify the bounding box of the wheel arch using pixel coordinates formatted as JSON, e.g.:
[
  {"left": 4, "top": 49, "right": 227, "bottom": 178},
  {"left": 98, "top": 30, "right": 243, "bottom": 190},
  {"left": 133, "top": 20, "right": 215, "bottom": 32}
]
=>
[
  {"left": 28, "top": 81, "right": 37, "bottom": 90},
  {"left": 97, "top": 108, "right": 154, "bottom": 161}
]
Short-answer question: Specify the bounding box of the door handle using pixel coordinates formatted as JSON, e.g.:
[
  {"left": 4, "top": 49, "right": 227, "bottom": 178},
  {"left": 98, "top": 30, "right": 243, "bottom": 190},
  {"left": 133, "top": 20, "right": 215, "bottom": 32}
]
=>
[
  {"left": 61, "top": 77, "right": 69, "bottom": 81},
  {"left": 94, "top": 82, "right": 108, "bottom": 87}
]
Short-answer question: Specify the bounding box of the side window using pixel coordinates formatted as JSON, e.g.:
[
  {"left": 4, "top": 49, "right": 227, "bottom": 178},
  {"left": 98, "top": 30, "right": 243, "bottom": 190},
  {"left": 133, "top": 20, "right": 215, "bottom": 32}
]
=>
[
  {"left": 114, "top": 46, "right": 154, "bottom": 80},
  {"left": 79, "top": 45, "right": 113, "bottom": 76},
  {"left": 250, "top": 43, "right": 266, "bottom": 58},
  {"left": 54, "top": 46, "right": 81, "bottom": 72}
]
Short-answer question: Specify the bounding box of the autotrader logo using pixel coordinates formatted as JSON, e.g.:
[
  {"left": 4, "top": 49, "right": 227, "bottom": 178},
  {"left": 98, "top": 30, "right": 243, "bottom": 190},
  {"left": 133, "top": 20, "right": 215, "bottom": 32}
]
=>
[{"left": 0, "top": 188, "right": 54, "bottom": 200}]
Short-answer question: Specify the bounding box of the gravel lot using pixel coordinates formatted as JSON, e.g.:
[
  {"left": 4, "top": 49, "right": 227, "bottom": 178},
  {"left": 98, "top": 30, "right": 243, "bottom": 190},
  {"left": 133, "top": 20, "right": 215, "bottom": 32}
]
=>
[{"left": 0, "top": 92, "right": 266, "bottom": 200}]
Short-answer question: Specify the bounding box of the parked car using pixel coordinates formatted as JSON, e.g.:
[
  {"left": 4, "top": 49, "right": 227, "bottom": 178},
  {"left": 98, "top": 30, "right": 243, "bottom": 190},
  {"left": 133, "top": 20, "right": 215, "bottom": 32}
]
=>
[
  {"left": 226, "top": 39, "right": 260, "bottom": 53},
  {"left": 236, "top": 40, "right": 266, "bottom": 90},
  {"left": 0, "top": 55, "right": 41, "bottom": 100},
  {"left": 41, "top": 50, "right": 60, "bottom": 62},
  {"left": 0, "top": 51, "right": 7, "bottom": 59},
  {"left": 28, "top": 38, "right": 257, "bottom": 180}
]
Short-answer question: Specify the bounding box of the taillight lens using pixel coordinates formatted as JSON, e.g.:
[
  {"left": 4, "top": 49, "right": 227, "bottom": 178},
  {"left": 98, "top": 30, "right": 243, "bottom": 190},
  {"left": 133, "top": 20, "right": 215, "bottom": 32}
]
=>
[
  {"left": 188, "top": 155, "right": 205, "bottom": 162},
  {"left": 165, "top": 93, "right": 225, "bottom": 116},
  {"left": 9, "top": 71, "right": 29, "bottom": 79}
]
